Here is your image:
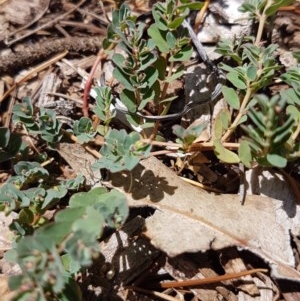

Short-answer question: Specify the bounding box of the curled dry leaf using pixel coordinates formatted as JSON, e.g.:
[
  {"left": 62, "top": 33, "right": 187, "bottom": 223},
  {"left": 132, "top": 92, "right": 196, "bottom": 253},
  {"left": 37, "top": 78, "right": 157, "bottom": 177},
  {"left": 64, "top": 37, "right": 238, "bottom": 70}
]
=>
[{"left": 107, "top": 156, "right": 300, "bottom": 284}]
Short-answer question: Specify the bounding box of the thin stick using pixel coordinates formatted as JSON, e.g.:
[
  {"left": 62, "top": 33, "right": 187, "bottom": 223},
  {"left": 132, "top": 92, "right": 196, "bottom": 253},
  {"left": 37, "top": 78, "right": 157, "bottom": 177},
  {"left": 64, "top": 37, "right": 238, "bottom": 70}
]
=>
[
  {"left": 157, "top": 268, "right": 268, "bottom": 288},
  {"left": 180, "top": 177, "right": 224, "bottom": 193}
]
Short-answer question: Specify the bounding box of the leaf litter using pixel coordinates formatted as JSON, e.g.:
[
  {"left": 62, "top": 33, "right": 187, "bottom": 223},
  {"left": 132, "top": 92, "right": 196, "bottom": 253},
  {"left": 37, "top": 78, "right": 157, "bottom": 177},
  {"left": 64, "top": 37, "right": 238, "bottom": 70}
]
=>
[{"left": 0, "top": 0, "right": 300, "bottom": 300}]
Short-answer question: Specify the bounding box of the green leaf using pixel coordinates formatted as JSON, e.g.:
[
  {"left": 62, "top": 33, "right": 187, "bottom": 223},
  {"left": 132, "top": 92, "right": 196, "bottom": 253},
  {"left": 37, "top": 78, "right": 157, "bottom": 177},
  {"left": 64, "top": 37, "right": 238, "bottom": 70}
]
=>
[
  {"left": 247, "top": 108, "right": 266, "bottom": 133},
  {"left": 168, "top": 16, "right": 186, "bottom": 29},
  {"left": 177, "top": 2, "right": 203, "bottom": 10},
  {"left": 265, "top": 0, "right": 295, "bottom": 16},
  {"left": 152, "top": 5, "right": 168, "bottom": 31},
  {"left": 154, "top": 56, "right": 167, "bottom": 80},
  {"left": 222, "top": 86, "right": 240, "bottom": 110},
  {"left": 148, "top": 24, "right": 169, "bottom": 53},
  {"left": 72, "top": 206, "right": 104, "bottom": 238},
  {"left": 42, "top": 186, "right": 68, "bottom": 209},
  {"left": 227, "top": 71, "right": 247, "bottom": 89},
  {"left": 213, "top": 139, "right": 240, "bottom": 163},
  {"left": 0, "top": 127, "right": 10, "bottom": 148},
  {"left": 61, "top": 254, "right": 81, "bottom": 275},
  {"left": 94, "top": 189, "right": 129, "bottom": 228},
  {"left": 246, "top": 65, "right": 257, "bottom": 81},
  {"left": 238, "top": 140, "right": 253, "bottom": 168},
  {"left": 138, "top": 88, "right": 155, "bottom": 111},
  {"left": 113, "top": 68, "right": 134, "bottom": 91},
  {"left": 0, "top": 129, "right": 22, "bottom": 163},
  {"left": 266, "top": 153, "right": 287, "bottom": 168},
  {"left": 138, "top": 52, "right": 157, "bottom": 72},
  {"left": 69, "top": 187, "right": 107, "bottom": 208},
  {"left": 172, "top": 124, "right": 185, "bottom": 138},
  {"left": 280, "top": 88, "right": 300, "bottom": 106},
  {"left": 120, "top": 89, "right": 137, "bottom": 113},
  {"left": 166, "top": 31, "right": 177, "bottom": 48},
  {"left": 94, "top": 129, "right": 147, "bottom": 172},
  {"left": 35, "top": 221, "right": 72, "bottom": 246},
  {"left": 214, "top": 109, "right": 231, "bottom": 139},
  {"left": 236, "top": 114, "right": 248, "bottom": 126},
  {"left": 286, "top": 105, "right": 300, "bottom": 122},
  {"left": 18, "top": 208, "right": 34, "bottom": 225},
  {"left": 112, "top": 53, "right": 126, "bottom": 69},
  {"left": 169, "top": 45, "right": 193, "bottom": 62},
  {"left": 143, "top": 66, "right": 159, "bottom": 88},
  {"left": 73, "top": 117, "right": 93, "bottom": 133}
]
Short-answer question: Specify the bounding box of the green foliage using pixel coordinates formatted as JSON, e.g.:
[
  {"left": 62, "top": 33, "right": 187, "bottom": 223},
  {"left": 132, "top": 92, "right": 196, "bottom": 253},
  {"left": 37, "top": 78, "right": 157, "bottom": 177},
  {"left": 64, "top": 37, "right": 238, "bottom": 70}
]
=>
[
  {"left": 214, "top": 139, "right": 240, "bottom": 164},
  {"left": 73, "top": 117, "right": 96, "bottom": 144},
  {"left": 0, "top": 127, "right": 22, "bottom": 162},
  {"left": 93, "top": 129, "right": 151, "bottom": 172},
  {"left": 239, "top": 0, "right": 295, "bottom": 17},
  {"left": 213, "top": 1, "right": 299, "bottom": 166},
  {"left": 2, "top": 1, "right": 300, "bottom": 301},
  {"left": 239, "top": 94, "right": 297, "bottom": 167},
  {"left": 5, "top": 187, "right": 128, "bottom": 301},
  {"left": 103, "top": 1, "right": 201, "bottom": 125},
  {"left": 218, "top": 42, "right": 281, "bottom": 93},
  {"left": 173, "top": 123, "right": 206, "bottom": 151},
  {"left": 13, "top": 97, "right": 62, "bottom": 145},
  {"left": 92, "top": 86, "right": 116, "bottom": 135}
]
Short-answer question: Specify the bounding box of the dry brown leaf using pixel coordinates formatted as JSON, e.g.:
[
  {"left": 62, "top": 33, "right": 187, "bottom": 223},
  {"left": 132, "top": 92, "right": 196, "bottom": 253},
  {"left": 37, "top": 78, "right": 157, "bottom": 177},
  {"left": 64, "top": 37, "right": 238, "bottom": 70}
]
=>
[{"left": 107, "top": 156, "right": 300, "bottom": 284}]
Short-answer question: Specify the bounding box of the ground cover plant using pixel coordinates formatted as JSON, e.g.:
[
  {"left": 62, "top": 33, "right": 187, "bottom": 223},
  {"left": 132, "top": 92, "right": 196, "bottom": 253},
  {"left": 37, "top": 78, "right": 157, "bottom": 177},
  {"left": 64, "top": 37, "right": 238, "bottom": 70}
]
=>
[{"left": 0, "top": 0, "right": 299, "bottom": 300}]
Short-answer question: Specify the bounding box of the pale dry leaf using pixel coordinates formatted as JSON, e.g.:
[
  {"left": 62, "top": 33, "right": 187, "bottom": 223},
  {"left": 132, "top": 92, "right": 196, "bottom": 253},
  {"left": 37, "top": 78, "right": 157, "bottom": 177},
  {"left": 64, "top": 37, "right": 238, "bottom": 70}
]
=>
[
  {"left": 58, "top": 142, "right": 102, "bottom": 186},
  {"left": 107, "top": 157, "right": 300, "bottom": 283},
  {"left": 0, "top": 212, "right": 17, "bottom": 254},
  {"left": 1, "top": 0, "right": 49, "bottom": 26}
]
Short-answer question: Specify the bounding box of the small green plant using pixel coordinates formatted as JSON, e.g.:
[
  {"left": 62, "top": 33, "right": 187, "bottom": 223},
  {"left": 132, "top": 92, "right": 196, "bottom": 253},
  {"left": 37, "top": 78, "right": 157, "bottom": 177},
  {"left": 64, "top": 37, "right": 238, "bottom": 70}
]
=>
[
  {"left": 13, "top": 97, "right": 62, "bottom": 145},
  {"left": 103, "top": 1, "right": 202, "bottom": 130},
  {"left": 5, "top": 187, "right": 128, "bottom": 301},
  {"left": 173, "top": 123, "right": 206, "bottom": 152},
  {"left": 93, "top": 129, "right": 151, "bottom": 172},
  {"left": 92, "top": 86, "right": 116, "bottom": 135},
  {"left": 212, "top": 0, "right": 299, "bottom": 167}
]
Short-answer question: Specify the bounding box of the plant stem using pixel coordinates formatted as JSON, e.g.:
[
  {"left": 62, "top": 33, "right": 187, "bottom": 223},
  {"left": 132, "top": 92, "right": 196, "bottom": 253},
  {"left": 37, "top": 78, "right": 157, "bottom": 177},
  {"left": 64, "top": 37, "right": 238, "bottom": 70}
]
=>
[
  {"left": 221, "top": 84, "right": 253, "bottom": 142},
  {"left": 255, "top": 0, "right": 273, "bottom": 45},
  {"left": 149, "top": 60, "right": 174, "bottom": 140}
]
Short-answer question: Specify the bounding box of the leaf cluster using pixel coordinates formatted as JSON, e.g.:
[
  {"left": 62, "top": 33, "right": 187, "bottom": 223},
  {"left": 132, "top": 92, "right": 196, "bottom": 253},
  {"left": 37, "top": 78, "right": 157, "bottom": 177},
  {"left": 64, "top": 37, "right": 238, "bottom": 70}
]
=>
[
  {"left": 0, "top": 160, "right": 86, "bottom": 235},
  {"left": 212, "top": 1, "right": 299, "bottom": 167},
  {"left": 173, "top": 123, "right": 206, "bottom": 151},
  {"left": 13, "top": 97, "right": 62, "bottom": 145},
  {"left": 103, "top": 1, "right": 201, "bottom": 126},
  {"left": 240, "top": 94, "right": 297, "bottom": 167},
  {"left": 93, "top": 129, "right": 151, "bottom": 172},
  {"left": 5, "top": 187, "right": 128, "bottom": 301}
]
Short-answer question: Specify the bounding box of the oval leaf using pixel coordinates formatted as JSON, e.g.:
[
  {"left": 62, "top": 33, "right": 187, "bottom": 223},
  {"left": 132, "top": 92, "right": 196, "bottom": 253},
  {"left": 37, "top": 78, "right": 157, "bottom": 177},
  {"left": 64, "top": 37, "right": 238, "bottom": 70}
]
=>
[
  {"left": 222, "top": 86, "right": 240, "bottom": 110},
  {"left": 213, "top": 139, "right": 240, "bottom": 163}
]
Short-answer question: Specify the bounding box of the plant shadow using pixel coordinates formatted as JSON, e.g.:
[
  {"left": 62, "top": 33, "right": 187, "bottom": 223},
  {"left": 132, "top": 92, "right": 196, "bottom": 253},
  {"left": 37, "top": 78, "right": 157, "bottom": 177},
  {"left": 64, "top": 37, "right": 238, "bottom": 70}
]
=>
[{"left": 108, "top": 161, "right": 177, "bottom": 202}]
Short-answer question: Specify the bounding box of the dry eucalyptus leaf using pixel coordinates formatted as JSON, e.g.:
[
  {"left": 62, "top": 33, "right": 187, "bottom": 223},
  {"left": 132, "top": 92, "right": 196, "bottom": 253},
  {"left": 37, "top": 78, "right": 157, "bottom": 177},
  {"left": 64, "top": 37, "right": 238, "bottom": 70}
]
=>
[{"left": 107, "top": 157, "right": 300, "bottom": 284}]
